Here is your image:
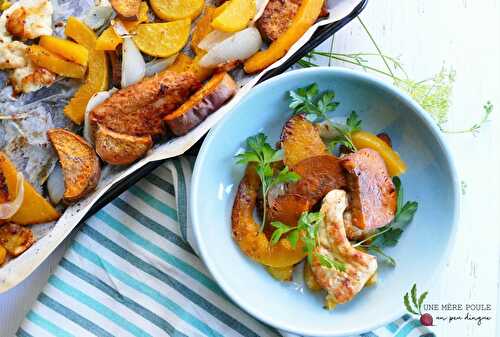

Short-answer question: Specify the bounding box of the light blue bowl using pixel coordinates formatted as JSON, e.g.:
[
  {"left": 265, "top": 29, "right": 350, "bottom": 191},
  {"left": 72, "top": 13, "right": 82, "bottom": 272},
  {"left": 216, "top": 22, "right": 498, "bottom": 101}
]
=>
[{"left": 191, "top": 67, "right": 460, "bottom": 336}]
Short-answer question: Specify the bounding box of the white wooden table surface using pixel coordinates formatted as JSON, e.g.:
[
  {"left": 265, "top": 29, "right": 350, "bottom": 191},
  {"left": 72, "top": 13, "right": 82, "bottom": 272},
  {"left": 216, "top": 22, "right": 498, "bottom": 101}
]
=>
[{"left": 1, "top": 0, "right": 499, "bottom": 336}]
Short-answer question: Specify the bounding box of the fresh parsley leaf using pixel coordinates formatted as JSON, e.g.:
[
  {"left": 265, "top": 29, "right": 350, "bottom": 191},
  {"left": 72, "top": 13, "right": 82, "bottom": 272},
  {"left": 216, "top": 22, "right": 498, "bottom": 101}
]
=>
[
  {"left": 287, "top": 229, "right": 300, "bottom": 249},
  {"left": 270, "top": 221, "right": 292, "bottom": 245},
  {"left": 327, "top": 112, "right": 362, "bottom": 153},
  {"left": 368, "top": 244, "right": 396, "bottom": 267},
  {"left": 273, "top": 166, "right": 301, "bottom": 186},
  {"left": 288, "top": 83, "right": 339, "bottom": 121},
  {"left": 394, "top": 201, "right": 418, "bottom": 225},
  {"left": 346, "top": 111, "right": 362, "bottom": 132},
  {"left": 236, "top": 133, "right": 301, "bottom": 230},
  {"left": 378, "top": 227, "right": 403, "bottom": 247},
  {"left": 270, "top": 211, "right": 346, "bottom": 272},
  {"left": 316, "top": 253, "right": 346, "bottom": 272}
]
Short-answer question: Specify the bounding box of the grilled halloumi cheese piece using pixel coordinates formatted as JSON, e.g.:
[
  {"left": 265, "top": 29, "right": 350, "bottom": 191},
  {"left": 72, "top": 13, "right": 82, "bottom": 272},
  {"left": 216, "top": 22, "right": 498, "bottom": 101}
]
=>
[
  {"left": 3, "top": 0, "right": 53, "bottom": 40},
  {"left": 311, "top": 190, "right": 378, "bottom": 307}
]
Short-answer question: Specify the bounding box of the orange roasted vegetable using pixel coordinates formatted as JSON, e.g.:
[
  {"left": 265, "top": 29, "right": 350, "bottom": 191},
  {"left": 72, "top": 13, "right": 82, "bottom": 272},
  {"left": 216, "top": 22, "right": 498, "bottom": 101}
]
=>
[
  {"left": 132, "top": 19, "right": 191, "bottom": 57},
  {"left": 191, "top": 6, "right": 216, "bottom": 55},
  {"left": 244, "top": 0, "right": 323, "bottom": 73},
  {"left": 167, "top": 53, "right": 213, "bottom": 82},
  {"left": 64, "top": 17, "right": 109, "bottom": 125},
  {"left": 351, "top": 130, "right": 407, "bottom": 176},
  {"left": 39, "top": 35, "right": 89, "bottom": 66},
  {"left": 266, "top": 265, "right": 294, "bottom": 281},
  {"left": 280, "top": 114, "right": 328, "bottom": 167},
  {"left": 211, "top": 0, "right": 256, "bottom": 33},
  {"left": 111, "top": 0, "right": 141, "bottom": 20},
  {"left": 150, "top": 0, "right": 203, "bottom": 20},
  {"left": 232, "top": 164, "right": 306, "bottom": 267},
  {"left": 95, "top": 2, "right": 149, "bottom": 51},
  {"left": 27, "top": 45, "right": 86, "bottom": 78},
  {"left": 0, "top": 152, "right": 60, "bottom": 225}
]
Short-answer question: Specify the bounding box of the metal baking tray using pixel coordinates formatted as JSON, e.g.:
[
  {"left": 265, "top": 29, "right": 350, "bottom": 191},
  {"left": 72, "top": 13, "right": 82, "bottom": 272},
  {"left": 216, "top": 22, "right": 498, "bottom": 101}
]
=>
[{"left": 82, "top": 0, "right": 369, "bottom": 223}]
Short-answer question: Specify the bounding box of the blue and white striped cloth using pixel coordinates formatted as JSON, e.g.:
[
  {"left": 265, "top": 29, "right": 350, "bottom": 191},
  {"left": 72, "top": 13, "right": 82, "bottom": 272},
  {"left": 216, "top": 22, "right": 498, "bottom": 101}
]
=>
[{"left": 18, "top": 157, "right": 435, "bottom": 337}]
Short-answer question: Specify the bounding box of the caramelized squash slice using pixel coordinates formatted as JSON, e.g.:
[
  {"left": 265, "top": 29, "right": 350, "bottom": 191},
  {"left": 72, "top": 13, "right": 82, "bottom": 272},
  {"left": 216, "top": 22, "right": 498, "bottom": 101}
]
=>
[
  {"left": 280, "top": 114, "right": 328, "bottom": 167},
  {"left": 191, "top": 6, "right": 216, "bottom": 55},
  {"left": 48, "top": 129, "right": 100, "bottom": 203},
  {"left": 211, "top": 0, "right": 256, "bottom": 33},
  {"left": 64, "top": 17, "right": 109, "bottom": 125},
  {"left": 167, "top": 53, "right": 213, "bottom": 81},
  {"left": 165, "top": 72, "right": 237, "bottom": 136},
  {"left": 266, "top": 265, "right": 294, "bottom": 281},
  {"left": 110, "top": 0, "right": 141, "bottom": 20},
  {"left": 27, "top": 45, "right": 86, "bottom": 79},
  {"left": 95, "top": 2, "right": 149, "bottom": 51},
  {"left": 244, "top": 0, "right": 323, "bottom": 73},
  {"left": 132, "top": 19, "right": 191, "bottom": 58},
  {"left": 150, "top": 0, "right": 203, "bottom": 20},
  {"left": 39, "top": 35, "right": 89, "bottom": 66},
  {"left": 232, "top": 164, "right": 306, "bottom": 267},
  {"left": 0, "top": 152, "right": 60, "bottom": 225}
]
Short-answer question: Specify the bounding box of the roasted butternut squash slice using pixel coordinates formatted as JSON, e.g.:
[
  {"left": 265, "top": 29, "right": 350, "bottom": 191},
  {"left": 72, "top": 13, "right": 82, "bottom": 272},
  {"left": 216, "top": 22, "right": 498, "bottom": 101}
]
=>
[
  {"left": 191, "top": 6, "right": 216, "bottom": 55},
  {"left": 39, "top": 35, "right": 89, "bottom": 66},
  {"left": 211, "top": 0, "right": 256, "bottom": 33},
  {"left": 95, "top": 2, "right": 149, "bottom": 51},
  {"left": 0, "top": 152, "right": 60, "bottom": 225},
  {"left": 110, "top": 0, "right": 141, "bottom": 20},
  {"left": 266, "top": 265, "right": 294, "bottom": 281},
  {"left": 150, "top": 0, "right": 203, "bottom": 20},
  {"left": 64, "top": 17, "right": 109, "bottom": 125},
  {"left": 27, "top": 45, "right": 87, "bottom": 79},
  {"left": 244, "top": 0, "right": 323, "bottom": 73},
  {"left": 280, "top": 114, "right": 328, "bottom": 167},
  {"left": 0, "top": 223, "right": 35, "bottom": 256},
  {"left": 167, "top": 53, "right": 213, "bottom": 82},
  {"left": 232, "top": 164, "right": 306, "bottom": 267},
  {"left": 0, "top": 245, "right": 6, "bottom": 265},
  {"left": 47, "top": 129, "right": 101, "bottom": 203},
  {"left": 132, "top": 20, "right": 191, "bottom": 57}
]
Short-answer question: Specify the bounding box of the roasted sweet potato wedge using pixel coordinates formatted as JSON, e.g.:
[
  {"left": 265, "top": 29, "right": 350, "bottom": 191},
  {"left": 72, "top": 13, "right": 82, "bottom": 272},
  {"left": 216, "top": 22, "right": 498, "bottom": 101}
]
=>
[
  {"left": 165, "top": 72, "right": 237, "bottom": 136},
  {"left": 265, "top": 194, "right": 309, "bottom": 237},
  {"left": 95, "top": 125, "right": 153, "bottom": 165},
  {"left": 287, "top": 155, "right": 347, "bottom": 206},
  {"left": 280, "top": 114, "right": 328, "bottom": 167},
  {"left": 232, "top": 164, "right": 306, "bottom": 267},
  {"left": 47, "top": 129, "right": 101, "bottom": 203},
  {"left": 91, "top": 70, "right": 201, "bottom": 137},
  {"left": 0, "top": 223, "right": 35, "bottom": 257},
  {"left": 341, "top": 148, "right": 397, "bottom": 230},
  {"left": 111, "top": 0, "right": 141, "bottom": 20}
]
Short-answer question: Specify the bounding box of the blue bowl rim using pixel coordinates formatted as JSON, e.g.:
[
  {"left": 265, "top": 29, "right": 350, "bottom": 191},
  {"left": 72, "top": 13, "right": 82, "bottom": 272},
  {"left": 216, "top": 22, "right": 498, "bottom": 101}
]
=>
[{"left": 190, "top": 66, "right": 461, "bottom": 336}]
